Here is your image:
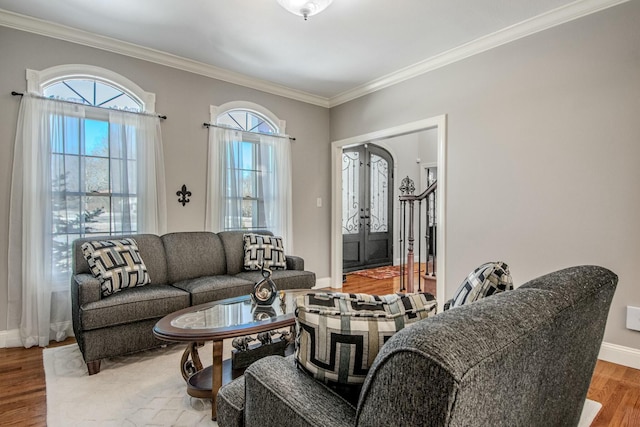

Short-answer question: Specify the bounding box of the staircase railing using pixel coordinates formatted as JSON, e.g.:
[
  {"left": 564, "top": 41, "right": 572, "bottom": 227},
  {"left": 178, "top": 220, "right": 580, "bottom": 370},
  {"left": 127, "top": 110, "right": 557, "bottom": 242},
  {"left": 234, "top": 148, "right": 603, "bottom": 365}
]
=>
[{"left": 399, "top": 176, "right": 437, "bottom": 293}]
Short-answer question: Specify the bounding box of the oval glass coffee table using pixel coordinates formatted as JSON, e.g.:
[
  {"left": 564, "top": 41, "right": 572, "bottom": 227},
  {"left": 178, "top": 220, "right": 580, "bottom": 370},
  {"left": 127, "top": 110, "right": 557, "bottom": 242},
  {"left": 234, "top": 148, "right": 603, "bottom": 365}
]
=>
[{"left": 153, "top": 290, "right": 306, "bottom": 420}]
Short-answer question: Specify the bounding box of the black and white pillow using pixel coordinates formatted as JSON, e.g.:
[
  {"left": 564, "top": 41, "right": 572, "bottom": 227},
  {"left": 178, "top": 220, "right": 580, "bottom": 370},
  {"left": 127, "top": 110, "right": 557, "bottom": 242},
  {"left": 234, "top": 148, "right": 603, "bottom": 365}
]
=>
[
  {"left": 295, "top": 292, "right": 437, "bottom": 385},
  {"left": 81, "top": 238, "right": 150, "bottom": 297},
  {"left": 449, "top": 261, "right": 513, "bottom": 308},
  {"left": 243, "top": 234, "right": 286, "bottom": 270}
]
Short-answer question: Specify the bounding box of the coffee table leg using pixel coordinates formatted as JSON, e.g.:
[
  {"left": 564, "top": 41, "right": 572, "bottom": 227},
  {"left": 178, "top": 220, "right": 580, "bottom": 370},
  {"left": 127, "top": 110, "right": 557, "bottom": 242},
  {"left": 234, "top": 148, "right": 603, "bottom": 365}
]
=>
[
  {"left": 211, "top": 339, "right": 223, "bottom": 420},
  {"left": 180, "top": 342, "right": 204, "bottom": 381}
]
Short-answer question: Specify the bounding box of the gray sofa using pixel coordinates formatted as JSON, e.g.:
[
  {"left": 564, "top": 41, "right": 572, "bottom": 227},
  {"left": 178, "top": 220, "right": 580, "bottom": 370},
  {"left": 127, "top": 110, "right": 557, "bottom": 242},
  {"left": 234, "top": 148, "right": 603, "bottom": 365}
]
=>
[
  {"left": 71, "top": 230, "right": 315, "bottom": 375},
  {"left": 217, "top": 265, "right": 616, "bottom": 427}
]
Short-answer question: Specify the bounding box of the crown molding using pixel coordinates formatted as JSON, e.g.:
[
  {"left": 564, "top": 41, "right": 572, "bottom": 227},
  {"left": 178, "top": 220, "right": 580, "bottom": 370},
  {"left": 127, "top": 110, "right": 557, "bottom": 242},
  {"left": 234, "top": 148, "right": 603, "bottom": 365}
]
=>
[
  {"left": 0, "top": 8, "right": 331, "bottom": 108},
  {"left": 328, "top": 0, "right": 631, "bottom": 107},
  {"left": 0, "top": 0, "right": 629, "bottom": 109}
]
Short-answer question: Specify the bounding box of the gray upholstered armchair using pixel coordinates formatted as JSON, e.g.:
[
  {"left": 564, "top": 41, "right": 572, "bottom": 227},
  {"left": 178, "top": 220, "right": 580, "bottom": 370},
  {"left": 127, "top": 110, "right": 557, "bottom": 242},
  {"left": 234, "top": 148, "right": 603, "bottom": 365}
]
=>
[{"left": 217, "top": 265, "right": 617, "bottom": 427}]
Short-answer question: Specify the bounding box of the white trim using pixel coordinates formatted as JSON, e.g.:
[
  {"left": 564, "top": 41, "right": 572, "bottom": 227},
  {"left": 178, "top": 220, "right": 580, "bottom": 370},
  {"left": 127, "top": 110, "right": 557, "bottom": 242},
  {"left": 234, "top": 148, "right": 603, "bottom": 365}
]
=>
[
  {"left": 598, "top": 341, "right": 640, "bottom": 370},
  {"left": 330, "top": 115, "right": 447, "bottom": 311},
  {"left": 314, "top": 277, "right": 333, "bottom": 289},
  {"left": 0, "top": 1, "right": 629, "bottom": 108},
  {"left": 328, "top": 0, "right": 632, "bottom": 106},
  {"left": 26, "top": 64, "right": 157, "bottom": 113},
  {"left": 0, "top": 329, "right": 9, "bottom": 348}
]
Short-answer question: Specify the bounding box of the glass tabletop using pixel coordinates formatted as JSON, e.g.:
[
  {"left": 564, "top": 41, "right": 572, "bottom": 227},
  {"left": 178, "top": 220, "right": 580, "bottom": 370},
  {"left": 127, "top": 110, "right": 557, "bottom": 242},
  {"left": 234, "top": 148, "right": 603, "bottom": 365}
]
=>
[{"left": 169, "top": 290, "right": 299, "bottom": 330}]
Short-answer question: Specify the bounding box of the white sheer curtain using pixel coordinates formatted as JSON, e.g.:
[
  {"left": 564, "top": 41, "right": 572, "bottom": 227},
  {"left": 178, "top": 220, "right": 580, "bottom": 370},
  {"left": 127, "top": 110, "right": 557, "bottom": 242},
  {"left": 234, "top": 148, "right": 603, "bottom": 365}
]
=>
[
  {"left": 205, "top": 127, "right": 293, "bottom": 250},
  {"left": 7, "top": 95, "right": 166, "bottom": 348},
  {"left": 260, "top": 134, "right": 293, "bottom": 251},
  {"left": 108, "top": 110, "right": 167, "bottom": 235},
  {"left": 205, "top": 127, "right": 243, "bottom": 231}
]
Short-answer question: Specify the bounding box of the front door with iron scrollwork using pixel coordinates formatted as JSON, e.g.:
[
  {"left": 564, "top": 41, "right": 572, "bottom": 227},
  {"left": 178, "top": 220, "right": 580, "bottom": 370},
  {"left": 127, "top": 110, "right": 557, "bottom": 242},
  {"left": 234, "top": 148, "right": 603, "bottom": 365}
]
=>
[{"left": 342, "top": 144, "right": 394, "bottom": 272}]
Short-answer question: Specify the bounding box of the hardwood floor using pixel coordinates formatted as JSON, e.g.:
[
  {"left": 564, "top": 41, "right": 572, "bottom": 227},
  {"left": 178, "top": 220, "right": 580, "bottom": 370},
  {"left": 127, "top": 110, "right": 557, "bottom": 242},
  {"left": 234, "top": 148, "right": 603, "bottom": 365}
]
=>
[
  {"left": 1, "top": 272, "right": 638, "bottom": 426},
  {"left": 0, "top": 338, "right": 71, "bottom": 427}
]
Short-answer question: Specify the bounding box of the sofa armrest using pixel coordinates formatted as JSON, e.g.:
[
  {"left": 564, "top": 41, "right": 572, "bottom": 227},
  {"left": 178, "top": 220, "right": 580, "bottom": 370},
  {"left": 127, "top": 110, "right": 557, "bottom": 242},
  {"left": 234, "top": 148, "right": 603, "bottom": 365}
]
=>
[
  {"left": 286, "top": 255, "right": 304, "bottom": 271},
  {"left": 72, "top": 273, "right": 102, "bottom": 306},
  {"left": 244, "top": 356, "right": 355, "bottom": 427}
]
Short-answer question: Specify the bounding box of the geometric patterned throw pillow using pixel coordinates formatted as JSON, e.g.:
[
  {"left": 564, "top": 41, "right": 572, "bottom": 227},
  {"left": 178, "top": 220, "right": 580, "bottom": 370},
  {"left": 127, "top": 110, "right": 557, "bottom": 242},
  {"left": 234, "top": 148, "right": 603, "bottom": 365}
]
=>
[
  {"left": 243, "top": 234, "right": 286, "bottom": 271},
  {"left": 448, "top": 261, "right": 513, "bottom": 309},
  {"left": 295, "top": 292, "right": 437, "bottom": 385},
  {"left": 81, "top": 238, "right": 151, "bottom": 297}
]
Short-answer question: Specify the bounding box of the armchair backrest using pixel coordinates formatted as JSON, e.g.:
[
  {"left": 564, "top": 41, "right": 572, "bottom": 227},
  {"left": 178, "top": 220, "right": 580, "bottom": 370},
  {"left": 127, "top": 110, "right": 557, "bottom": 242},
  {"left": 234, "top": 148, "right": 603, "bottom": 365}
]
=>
[{"left": 356, "top": 265, "right": 617, "bottom": 426}]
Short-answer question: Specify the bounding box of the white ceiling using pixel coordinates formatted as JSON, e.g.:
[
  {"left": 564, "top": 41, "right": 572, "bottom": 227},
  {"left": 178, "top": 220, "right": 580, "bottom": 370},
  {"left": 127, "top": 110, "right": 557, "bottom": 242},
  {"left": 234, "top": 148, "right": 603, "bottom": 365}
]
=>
[{"left": 0, "top": 0, "right": 626, "bottom": 106}]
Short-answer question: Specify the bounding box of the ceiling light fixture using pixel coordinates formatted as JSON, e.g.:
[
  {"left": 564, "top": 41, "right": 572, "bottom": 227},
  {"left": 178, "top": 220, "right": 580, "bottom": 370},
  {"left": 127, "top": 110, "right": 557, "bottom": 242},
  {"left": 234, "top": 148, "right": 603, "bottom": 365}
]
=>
[{"left": 277, "top": 0, "right": 333, "bottom": 21}]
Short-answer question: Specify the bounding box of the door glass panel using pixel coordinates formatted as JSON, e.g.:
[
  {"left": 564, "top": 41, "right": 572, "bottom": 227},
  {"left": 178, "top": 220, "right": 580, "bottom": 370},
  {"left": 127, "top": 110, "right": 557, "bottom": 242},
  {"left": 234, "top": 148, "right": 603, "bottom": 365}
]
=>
[
  {"left": 342, "top": 151, "right": 360, "bottom": 234},
  {"left": 369, "top": 153, "right": 388, "bottom": 232}
]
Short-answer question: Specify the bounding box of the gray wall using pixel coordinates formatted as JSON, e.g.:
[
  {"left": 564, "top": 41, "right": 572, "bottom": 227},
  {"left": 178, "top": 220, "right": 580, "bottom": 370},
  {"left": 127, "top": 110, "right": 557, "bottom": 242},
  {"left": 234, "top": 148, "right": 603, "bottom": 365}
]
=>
[
  {"left": 331, "top": 1, "right": 640, "bottom": 350},
  {"left": 0, "top": 26, "right": 331, "bottom": 332}
]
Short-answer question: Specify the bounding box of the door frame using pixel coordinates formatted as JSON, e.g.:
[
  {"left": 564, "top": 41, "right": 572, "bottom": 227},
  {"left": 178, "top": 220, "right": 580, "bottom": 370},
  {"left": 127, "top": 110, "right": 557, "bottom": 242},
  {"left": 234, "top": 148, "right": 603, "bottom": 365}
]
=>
[{"left": 330, "top": 115, "right": 447, "bottom": 309}]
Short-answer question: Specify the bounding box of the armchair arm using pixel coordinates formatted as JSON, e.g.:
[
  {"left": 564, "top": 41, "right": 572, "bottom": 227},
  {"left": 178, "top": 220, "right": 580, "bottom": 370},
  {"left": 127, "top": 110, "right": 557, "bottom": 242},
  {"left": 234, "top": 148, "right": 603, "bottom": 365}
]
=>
[
  {"left": 244, "top": 356, "right": 355, "bottom": 427},
  {"left": 286, "top": 255, "right": 304, "bottom": 271}
]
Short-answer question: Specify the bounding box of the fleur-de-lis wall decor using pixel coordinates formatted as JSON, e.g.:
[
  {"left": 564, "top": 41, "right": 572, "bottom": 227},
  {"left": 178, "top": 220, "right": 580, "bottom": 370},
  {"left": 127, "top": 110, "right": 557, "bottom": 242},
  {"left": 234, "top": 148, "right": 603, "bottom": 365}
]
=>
[{"left": 177, "top": 184, "right": 192, "bottom": 206}]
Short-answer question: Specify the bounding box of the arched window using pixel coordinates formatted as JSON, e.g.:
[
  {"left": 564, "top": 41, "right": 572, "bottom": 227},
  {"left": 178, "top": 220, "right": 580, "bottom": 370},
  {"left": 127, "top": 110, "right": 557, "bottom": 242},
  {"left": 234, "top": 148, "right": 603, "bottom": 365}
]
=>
[
  {"left": 27, "top": 67, "right": 163, "bottom": 277},
  {"left": 44, "top": 79, "right": 142, "bottom": 111},
  {"left": 217, "top": 109, "right": 278, "bottom": 134},
  {"left": 206, "top": 103, "right": 292, "bottom": 249},
  {"left": 8, "top": 65, "right": 166, "bottom": 347},
  {"left": 27, "top": 64, "right": 155, "bottom": 112}
]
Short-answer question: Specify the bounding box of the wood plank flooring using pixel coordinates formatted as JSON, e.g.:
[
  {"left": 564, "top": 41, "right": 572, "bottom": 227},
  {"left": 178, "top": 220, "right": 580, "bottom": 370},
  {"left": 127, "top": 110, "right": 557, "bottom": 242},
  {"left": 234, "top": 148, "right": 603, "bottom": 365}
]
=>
[{"left": 0, "top": 271, "right": 638, "bottom": 426}]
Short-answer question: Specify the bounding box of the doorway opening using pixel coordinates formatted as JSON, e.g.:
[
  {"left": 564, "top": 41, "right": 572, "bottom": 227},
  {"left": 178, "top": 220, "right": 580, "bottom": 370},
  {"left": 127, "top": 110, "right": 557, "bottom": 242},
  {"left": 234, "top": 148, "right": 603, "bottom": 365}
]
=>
[{"left": 331, "top": 115, "right": 447, "bottom": 310}]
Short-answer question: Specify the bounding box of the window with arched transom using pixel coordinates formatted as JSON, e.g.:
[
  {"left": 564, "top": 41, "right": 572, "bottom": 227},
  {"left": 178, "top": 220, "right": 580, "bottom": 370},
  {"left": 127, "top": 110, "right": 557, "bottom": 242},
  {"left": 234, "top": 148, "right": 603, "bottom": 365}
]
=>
[{"left": 206, "top": 102, "right": 293, "bottom": 249}]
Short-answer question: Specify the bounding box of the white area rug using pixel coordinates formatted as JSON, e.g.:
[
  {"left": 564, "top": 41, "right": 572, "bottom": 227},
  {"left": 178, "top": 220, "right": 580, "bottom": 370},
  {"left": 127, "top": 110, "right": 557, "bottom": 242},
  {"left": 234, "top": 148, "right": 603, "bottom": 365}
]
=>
[
  {"left": 44, "top": 343, "right": 602, "bottom": 426},
  {"left": 44, "top": 343, "right": 218, "bottom": 426}
]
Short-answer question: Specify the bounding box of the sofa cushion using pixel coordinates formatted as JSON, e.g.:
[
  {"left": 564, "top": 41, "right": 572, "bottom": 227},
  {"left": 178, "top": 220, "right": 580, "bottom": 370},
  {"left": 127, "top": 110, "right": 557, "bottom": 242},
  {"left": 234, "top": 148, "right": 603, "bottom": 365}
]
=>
[
  {"left": 81, "top": 238, "right": 151, "bottom": 297},
  {"left": 161, "top": 232, "right": 227, "bottom": 283},
  {"left": 172, "top": 275, "right": 255, "bottom": 306},
  {"left": 294, "top": 292, "right": 437, "bottom": 386},
  {"left": 80, "top": 284, "right": 190, "bottom": 330},
  {"left": 449, "top": 261, "right": 513, "bottom": 309},
  {"left": 243, "top": 234, "right": 287, "bottom": 270}
]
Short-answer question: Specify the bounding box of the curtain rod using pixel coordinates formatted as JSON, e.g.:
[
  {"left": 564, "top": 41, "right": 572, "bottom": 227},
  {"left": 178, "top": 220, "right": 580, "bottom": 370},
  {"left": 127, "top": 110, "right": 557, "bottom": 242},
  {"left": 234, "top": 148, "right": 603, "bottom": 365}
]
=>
[
  {"left": 11, "top": 91, "right": 167, "bottom": 120},
  {"left": 203, "top": 122, "right": 296, "bottom": 141}
]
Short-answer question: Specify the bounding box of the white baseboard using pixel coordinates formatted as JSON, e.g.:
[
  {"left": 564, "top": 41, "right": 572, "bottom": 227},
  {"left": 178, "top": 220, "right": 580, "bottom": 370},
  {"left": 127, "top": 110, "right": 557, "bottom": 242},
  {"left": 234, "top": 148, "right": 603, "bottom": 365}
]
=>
[
  {"left": 314, "top": 277, "right": 334, "bottom": 289},
  {"left": 0, "top": 328, "right": 22, "bottom": 348},
  {"left": 598, "top": 341, "right": 640, "bottom": 370}
]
